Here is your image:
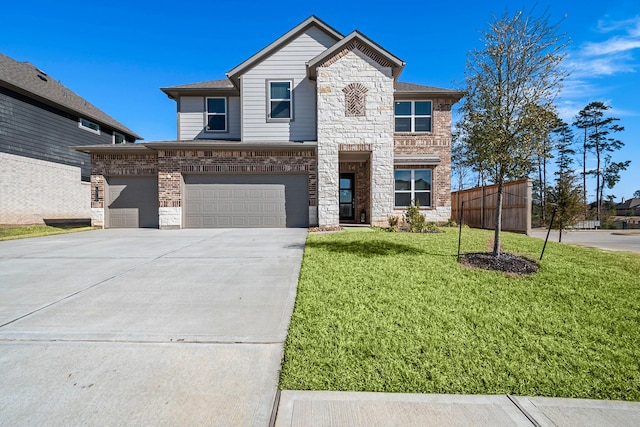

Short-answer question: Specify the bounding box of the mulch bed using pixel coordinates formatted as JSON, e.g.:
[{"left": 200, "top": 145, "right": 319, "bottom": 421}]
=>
[{"left": 459, "top": 252, "right": 538, "bottom": 276}]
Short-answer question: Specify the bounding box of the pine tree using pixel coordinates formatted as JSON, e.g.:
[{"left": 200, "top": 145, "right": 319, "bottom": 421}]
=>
[
  {"left": 573, "top": 102, "right": 626, "bottom": 220},
  {"left": 548, "top": 119, "right": 583, "bottom": 242}
]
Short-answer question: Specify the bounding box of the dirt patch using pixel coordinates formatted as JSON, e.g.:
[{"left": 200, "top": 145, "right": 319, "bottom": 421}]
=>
[
  {"left": 460, "top": 252, "right": 538, "bottom": 276},
  {"left": 309, "top": 225, "right": 344, "bottom": 233}
]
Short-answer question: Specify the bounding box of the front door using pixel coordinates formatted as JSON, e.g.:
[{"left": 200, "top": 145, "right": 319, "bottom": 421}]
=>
[{"left": 339, "top": 173, "right": 355, "bottom": 221}]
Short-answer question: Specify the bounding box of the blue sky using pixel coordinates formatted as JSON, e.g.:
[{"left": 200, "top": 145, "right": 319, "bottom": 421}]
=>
[{"left": 2, "top": 0, "right": 639, "bottom": 200}]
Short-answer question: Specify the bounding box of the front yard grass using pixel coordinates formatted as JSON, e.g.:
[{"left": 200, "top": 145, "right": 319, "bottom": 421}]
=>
[
  {"left": 0, "top": 225, "right": 94, "bottom": 241},
  {"left": 280, "top": 228, "right": 640, "bottom": 401}
]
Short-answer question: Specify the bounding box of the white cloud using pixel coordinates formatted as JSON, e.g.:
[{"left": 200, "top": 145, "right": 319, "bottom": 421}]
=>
[
  {"left": 583, "top": 37, "right": 640, "bottom": 56},
  {"left": 568, "top": 16, "right": 640, "bottom": 77}
]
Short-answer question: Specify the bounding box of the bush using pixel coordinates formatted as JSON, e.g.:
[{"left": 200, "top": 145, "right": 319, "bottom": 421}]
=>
[
  {"left": 404, "top": 200, "right": 426, "bottom": 233},
  {"left": 388, "top": 216, "right": 400, "bottom": 232}
]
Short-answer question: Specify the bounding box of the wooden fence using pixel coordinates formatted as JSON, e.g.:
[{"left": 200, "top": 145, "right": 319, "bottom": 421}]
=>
[{"left": 451, "top": 179, "right": 532, "bottom": 234}]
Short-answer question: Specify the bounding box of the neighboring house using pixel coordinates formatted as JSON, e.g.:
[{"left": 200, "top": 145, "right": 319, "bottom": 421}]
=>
[
  {"left": 76, "top": 16, "right": 463, "bottom": 229},
  {"left": 616, "top": 198, "right": 640, "bottom": 216},
  {"left": 0, "top": 53, "right": 141, "bottom": 225}
]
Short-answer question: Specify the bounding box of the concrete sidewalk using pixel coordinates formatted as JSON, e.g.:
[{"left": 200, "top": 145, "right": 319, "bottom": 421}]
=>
[
  {"left": 0, "top": 228, "right": 307, "bottom": 426},
  {"left": 274, "top": 391, "right": 640, "bottom": 426}
]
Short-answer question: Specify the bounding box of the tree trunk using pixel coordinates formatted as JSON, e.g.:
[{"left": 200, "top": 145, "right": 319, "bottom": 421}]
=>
[
  {"left": 493, "top": 178, "right": 504, "bottom": 256},
  {"left": 538, "top": 157, "right": 543, "bottom": 226},
  {"left": 542, "top": 143, "right": 547, "bottom": 223},
  {"left": 559, "top": 228, "right": 563, "bottom": 243},
  {"left": 582, "top": 127, "right": 587, "bottom": 217}
]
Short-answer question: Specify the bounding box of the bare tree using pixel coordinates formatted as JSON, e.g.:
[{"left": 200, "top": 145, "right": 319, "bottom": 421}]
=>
[{"left": 458, "top": 8, "right": 568, "bottom": 256}]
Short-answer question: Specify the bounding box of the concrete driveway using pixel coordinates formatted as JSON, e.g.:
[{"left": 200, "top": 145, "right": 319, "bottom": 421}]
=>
[
  {"left": 0, "top": 228, "right": 307, "bottom": 426},
  {"left": 528, "top": 229, "right": 640, "bottom": 253}
]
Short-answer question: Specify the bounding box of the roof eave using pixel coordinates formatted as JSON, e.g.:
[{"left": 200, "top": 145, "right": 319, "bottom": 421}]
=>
[
  {"left": 160, "top": 86, "right": 240, "bottom": 99},
  {"left": 395, "top": 90, "right": 465, "bottom": 102},
  {"left": 72, "top": 143, "right": 151, "bottom": 154}
]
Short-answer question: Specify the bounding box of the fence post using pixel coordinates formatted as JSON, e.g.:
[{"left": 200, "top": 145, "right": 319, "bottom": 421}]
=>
[{"left": 457, "top": 200, "right": 465, "bottom": 262}]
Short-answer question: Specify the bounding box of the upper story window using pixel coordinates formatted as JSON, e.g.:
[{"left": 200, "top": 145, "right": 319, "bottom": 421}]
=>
[
  {"left": 79, "top": 118, "right": 100, "bottom": 134},
  {"left": 113, "top": 131, "right": 126, "bottom": 144},
  {"left": 268, "top": 80, "right": 292, "bottom": 121},
  {"left": 395, "top": 101, "right": 432, "bottom": 133},
  {"left": 343, "top": 83, "right": 368, "bottom": 117},
  {"left": 394, "top": 169, "right": 432, "bottom": 208},
  {"left": 206, "top": 97, "right": 227, "bottom": 132}
]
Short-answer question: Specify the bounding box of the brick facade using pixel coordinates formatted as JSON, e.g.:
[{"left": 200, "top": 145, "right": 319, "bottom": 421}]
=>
[
  {"left": 393, "top": 99, "right": 454, "bottom": 223},
  {"left": 91, "top": 148, "right": 317, "bottom": 229},
  {"left": 0, "top": 152, "right": 90, "bottom": 225}
]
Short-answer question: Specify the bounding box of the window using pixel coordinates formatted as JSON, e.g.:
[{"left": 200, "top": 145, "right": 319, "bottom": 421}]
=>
[
  {"left": 113, "top": 132, "right": 126, "bottom": 144},
  {"left": 206, "top": 97, "right": 227, "bottom": 132},
  {"left": 79, "top": 118, "right": 100, "bottom": 134},
  {"left": 394, "top": 101, "right": 432, "bottom": 132},
  {"left": 268, "top": 80, "right": 292, "bottom": 120},
  {"left": 394, "top": 169, "right": 432, "bottom": 207}
]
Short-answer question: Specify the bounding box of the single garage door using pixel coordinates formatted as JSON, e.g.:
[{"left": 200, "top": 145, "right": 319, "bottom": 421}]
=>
[
  {"left": 183, "top": 174, "right": 308, "bottom": 228},
  {"left": 106, "top": 176, "right": 158, "bottom": 228}
]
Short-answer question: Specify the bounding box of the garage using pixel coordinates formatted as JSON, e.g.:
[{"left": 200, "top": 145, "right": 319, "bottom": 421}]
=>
[
  {"left": 183, "top": 174, "right": 308, "bottom": 228},
  {"left": 105, "top": 176, "right": 158, "bottom": 228}
]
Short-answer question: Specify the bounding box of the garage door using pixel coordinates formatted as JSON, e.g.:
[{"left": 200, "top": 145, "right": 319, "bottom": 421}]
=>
[
  {"left": 183, "top": 174, "right": 308, "bottom": 228},
  {"left": 106, "top": 176, "right": 158, "bottom": 228}
]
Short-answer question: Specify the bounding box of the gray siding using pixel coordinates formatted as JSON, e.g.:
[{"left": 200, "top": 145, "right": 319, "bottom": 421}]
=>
[
  {"left": 241, "top": 26, "right": 337, "bottom": 142},
  {"left": 0, "top": 87, "right": 130, "bottom": 178},
  {"left": 178, "top": 96, "right": 241, "bottom": 140}
]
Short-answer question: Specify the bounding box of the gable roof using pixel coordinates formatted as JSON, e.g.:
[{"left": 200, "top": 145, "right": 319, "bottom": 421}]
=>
[
  {"left": 226, "top": 15, "right": 343, "bottom": 87},
  {"left": 394, "top": 82, "right": 464, "bottom": 100},
  {"left": 160, "top": 79, "right": 238, "bottom": 99},
  {"left": 0, "top": 53, "right": 142, "bottom": 140},
  {"left": 306, "top": 30, "right": 405, "bottom": 80}
]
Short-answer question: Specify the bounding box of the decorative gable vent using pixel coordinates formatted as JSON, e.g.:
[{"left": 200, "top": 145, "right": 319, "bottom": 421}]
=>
[{"left": 342, "top": 83, "right": 368, "bottom": 117}]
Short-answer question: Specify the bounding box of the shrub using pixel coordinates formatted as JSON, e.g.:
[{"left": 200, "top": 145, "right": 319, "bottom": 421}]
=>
[
  {"left": 388, "top": 216, "right": 399, "bottom": 232},
  {"left": 404, "top": 200, "right": 426, "bottom": 233}
]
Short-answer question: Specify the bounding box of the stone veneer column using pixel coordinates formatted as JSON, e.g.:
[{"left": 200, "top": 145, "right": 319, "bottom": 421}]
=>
[{"left": 317, "top": 49, "right": 395, "bottom": 226}]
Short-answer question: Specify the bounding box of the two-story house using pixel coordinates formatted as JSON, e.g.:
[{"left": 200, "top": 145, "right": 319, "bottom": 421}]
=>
[
  {"left": 0, "top": 53, "right": 141, "bottom": 225},
  {"left": 76, "top": 16, "right": 463, "bottom": 229}
]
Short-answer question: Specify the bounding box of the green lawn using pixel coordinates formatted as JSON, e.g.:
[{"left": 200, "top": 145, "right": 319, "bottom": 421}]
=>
[
  {"left": 0, "top": 225, "right": 94, "bottom": 241},
  {"left": 280, "top": 228, "right": 640, "bottom": 401}
]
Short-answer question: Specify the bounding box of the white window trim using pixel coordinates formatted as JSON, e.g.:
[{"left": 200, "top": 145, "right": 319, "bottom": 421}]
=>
[
  {"left": 113, "top": 131, "right": 126, "bottom": 144},
  {"left": 78, "top": 118, "right": 100, "bottom": 135},
  {"left": 395, "top": 100, "right": 432, "bottom": 133},
  {"left": 394, "top": 169, "right": 433, "bottom": 208},
  {"left": 267, "top": 80, "right": 293, "bottom": 122},
  {"left": 205, "top": 97, "right": 228, "bottom": 132}
]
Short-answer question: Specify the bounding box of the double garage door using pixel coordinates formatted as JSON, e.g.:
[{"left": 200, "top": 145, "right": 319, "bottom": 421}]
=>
[
  {"left": 105, "top": 174, "right": 308, "bottom": 229},
  {"left": 183, "top": 174, "right": 308, "bottom": 228}
]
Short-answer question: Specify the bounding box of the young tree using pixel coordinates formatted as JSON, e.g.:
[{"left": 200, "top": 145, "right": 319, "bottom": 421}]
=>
[
  {"left": 547, "top": 119, "right": 583, "bottom": 242},
  {"left": 573, "top": 102, "right": 626, "bottom": 220},
  {"left": 458, "top": 8, "right": 568, "bottom": 255}
]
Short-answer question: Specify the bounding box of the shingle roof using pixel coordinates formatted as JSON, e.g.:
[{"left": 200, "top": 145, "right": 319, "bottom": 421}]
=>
[
  {"left": 395, "top": 81, "right": 464, "bottom": 98},
  {"left": 0, "top": 53, "right": 142, "bottom": 139},
  {"left": 616, "top": 198, "right": 640, "bottom": 209}
]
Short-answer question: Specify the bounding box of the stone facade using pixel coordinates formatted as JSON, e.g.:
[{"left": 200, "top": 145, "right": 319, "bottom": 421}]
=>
[{"left": 317, "top": 49, "right": 395, "bottom": 226}]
